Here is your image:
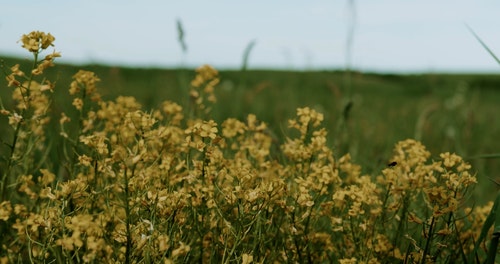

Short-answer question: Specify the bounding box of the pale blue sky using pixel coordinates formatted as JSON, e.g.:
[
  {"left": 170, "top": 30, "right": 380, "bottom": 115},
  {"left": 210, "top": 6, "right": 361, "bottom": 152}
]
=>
[{"left": 1, "top": 1, "right": 499, "bottom": 72}]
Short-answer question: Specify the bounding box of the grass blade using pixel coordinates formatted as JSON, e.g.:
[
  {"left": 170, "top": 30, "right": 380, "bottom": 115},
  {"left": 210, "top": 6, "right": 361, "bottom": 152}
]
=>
[
  {"left": 176, "top": 18, "right": 188, "bottom": 54},
  {"left": 485, "top": 201, "right": 500, "bottom": 263},
  {"left": 241, "top": 40, "right": 256, "bottom": 71},
  {"left": 471, "top": 191, "right": 500, "bottom": 262},
  {"left": 466, "top": 24, "right": 500, "bottom": 66}
]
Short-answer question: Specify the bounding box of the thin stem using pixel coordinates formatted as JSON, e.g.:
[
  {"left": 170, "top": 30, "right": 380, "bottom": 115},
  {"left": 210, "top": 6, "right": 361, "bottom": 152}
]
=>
[
  {"left": 421, "top": 216, "right": 436, "bottom": 264},
  {"left": 0, "top": 51, "right": 39, "bottom": 201},
  {"left": 123, "top": 166, "right": 134, "bottom": 264}
]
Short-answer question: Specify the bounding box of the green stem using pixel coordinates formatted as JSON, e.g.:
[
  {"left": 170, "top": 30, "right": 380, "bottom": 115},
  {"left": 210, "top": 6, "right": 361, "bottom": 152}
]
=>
[
  {"left": 0, "top": 51, "right": 39, "bottom": 200},
  {"left": 123, "top": 166, "right": 134, "bottom": 264},
  {"left": 393, "top": 194, "right": 409, "bottom": 249},
  {"left": 1, "top": 119, "right": 22, "bottom": 200},
  {"left": 421, "top": 216, "right": 435, "bottom": 264}
]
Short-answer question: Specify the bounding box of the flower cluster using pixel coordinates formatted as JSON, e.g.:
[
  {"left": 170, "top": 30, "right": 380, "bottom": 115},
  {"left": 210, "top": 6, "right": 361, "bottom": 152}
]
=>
[
  {"left": 20, "top": 31, "right": 55, "bottom": 52},
  {"left": 189, "top": 64, "right": 219, "bottom": 117},
  {"left": 0, "top": 31, "right": 60, "bottom": 205}
]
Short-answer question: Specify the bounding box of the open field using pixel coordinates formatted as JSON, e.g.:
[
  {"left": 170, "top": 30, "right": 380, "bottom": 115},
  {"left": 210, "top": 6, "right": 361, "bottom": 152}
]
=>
[
  {"left": 2, "top": 56, "right": 499, "bottom": 201},
  {"left": 1, "top": 32, "right": 500, "bottom": 263}
]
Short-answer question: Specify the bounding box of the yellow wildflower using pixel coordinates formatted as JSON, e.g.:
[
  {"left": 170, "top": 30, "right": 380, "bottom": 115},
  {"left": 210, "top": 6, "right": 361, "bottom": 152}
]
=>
[
  {"left": 222, "top": 118, "right": 246, "bottom": 138},
  {"left": 72, "top": 98, "right": 83, "bottom": 111},
  {"left": 0, "top": 201, "right": 12, "bottom": 221},
  {"left": 20, "top": 31, "right": 55, "bottom": 52},
  {"left": 171, "top": 242, "right": 190, "bottom": 258},
  {"left": 242, "top": 253, "right": 254, "bottom": 264},
  {"left": 39, "top": 169, "right": 55, "bottom": 186}
]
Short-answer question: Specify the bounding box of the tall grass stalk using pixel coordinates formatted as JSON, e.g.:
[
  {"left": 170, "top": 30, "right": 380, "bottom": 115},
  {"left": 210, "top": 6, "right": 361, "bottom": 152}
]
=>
[{"left": 467, "top": 24, "right": 500, "bottom": 66}]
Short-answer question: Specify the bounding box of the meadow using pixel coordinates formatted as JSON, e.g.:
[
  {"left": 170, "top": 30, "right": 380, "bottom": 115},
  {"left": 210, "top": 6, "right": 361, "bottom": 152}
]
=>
[{"left": 1, "top": 31, "right": 500, "bottom": 263}]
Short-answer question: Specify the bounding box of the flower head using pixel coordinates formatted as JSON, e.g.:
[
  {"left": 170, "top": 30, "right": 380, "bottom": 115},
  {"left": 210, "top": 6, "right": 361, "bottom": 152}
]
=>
[{"left": 20, "top": 31, "right": 55, "bottom": 52}]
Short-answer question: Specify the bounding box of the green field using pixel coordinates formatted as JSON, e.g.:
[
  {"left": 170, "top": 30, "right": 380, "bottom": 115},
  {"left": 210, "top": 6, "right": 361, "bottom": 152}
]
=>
[
  {"left": 2, "top": 56, "right": 499, "bottom": 201},
  {"left": 2, "top": 43, "right": 500, "bottom": 262}
]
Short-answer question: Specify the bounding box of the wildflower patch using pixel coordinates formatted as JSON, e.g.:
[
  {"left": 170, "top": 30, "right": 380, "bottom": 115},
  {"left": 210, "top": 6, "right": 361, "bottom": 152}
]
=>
[{"left": 0, "top": 31, "right": 495, "bottom": 263}]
